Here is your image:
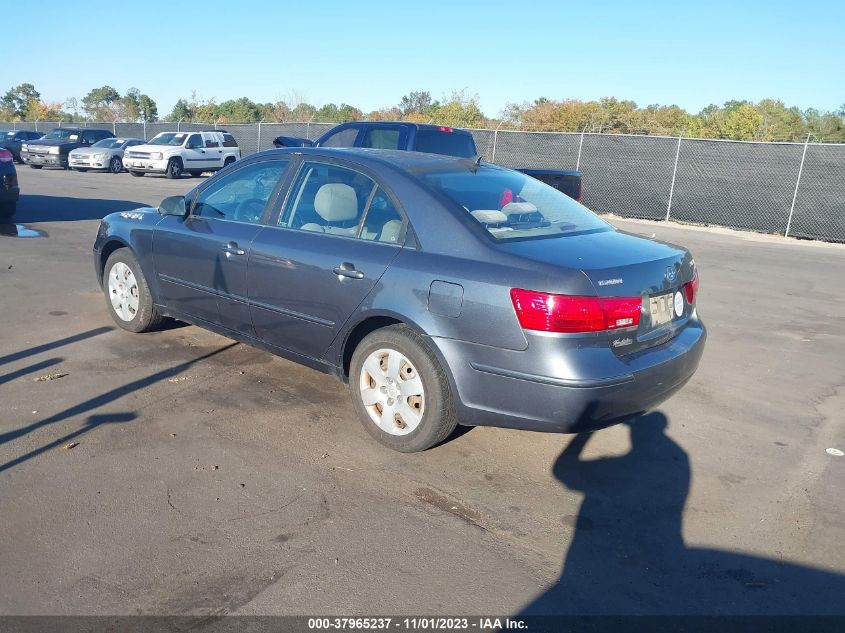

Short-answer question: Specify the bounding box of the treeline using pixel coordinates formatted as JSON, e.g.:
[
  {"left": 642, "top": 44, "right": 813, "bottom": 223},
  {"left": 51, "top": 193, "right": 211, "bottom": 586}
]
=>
[{"left": 3, "top": 83, "right": 844, "bottom": 142}]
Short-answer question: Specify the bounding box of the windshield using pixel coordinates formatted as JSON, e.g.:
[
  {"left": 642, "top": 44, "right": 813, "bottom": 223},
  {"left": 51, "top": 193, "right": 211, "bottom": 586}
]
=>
[
  {"left": 92, "top": 138, "right": 124, "bottom": 149},
  {"left": 43, "top": 129, "right": 79, "bottom": 141},
  {"left": 148, "top": 132, "right": 187, "bottom": 146},
  {"left": 421, "top": 165, "right": 609, "bottom": 241}
]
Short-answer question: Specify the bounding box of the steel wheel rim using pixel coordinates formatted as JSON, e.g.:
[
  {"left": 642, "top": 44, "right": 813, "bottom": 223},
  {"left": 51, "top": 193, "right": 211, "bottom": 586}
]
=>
[
  {"left": 359, "top": 348, "right": 424, "bottom": 436},
  {"left": 110, "top": 157, "right": 121, "bottom": 173},
  {"left": 170, "top": 162, "right": 181, "bottom": 176},
  {"left": 107, "top": 262, "right": 140, "bottom": 322}
]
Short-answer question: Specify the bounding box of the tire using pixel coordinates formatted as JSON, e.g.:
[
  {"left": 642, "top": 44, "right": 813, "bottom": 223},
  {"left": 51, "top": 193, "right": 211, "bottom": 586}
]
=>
[
  {"left": 129, "top": 170, "right": 145, "bottom": 177},
  {"left": 29, "top": 165, "right": 42, "bottom": 169},
  {"left": 165, "top": 157, "right": 183, "bottom": 179},
  {"left": 108, "top": 156, "right": 123, "bottom": 174},
  {"left": 102, "top": 249, "right": 165, "bottom": 333},
  {"left": 349, "top": 325, "right": 458, "bottom": 452},
  {"left": 74, "top": 168, "right": 88, "bottom": 172}
]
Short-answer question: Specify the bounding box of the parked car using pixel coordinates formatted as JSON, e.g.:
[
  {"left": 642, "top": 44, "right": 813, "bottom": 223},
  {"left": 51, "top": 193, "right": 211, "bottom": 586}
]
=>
[
  {"left": 69, "top": 138, "right": 146, "bottom": 174},
  {"left": 274, "top": 121, "right": 582, "bottom": 200},
  {"left": 123, "top": 130, "right": 240, "bottom": 178},
  {"left": 0, "top": 148, "right": 19, "bottom": 219},
  {"left": 93, "top": 148, "right": 705, "bottom": 452},
  {"left": 1, "top": 130, "right": 44, "bottom": 163},
  {"left": 21, "top": 127, "right": 114, "bottom": 169}
]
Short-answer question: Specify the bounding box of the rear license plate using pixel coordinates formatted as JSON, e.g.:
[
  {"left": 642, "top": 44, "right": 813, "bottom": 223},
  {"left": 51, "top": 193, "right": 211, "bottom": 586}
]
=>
[{"left": 649, "top": 292, "right": 675, "bottom": 326}]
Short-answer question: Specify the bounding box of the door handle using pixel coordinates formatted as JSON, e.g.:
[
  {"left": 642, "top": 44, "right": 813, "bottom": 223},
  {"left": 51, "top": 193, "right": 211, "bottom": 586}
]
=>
[
  {"left": 333, "top": 263, "right": 364, "bottom": 279},
  {"left": 222, "top": 241, "right": 245, "bottom": 256}
]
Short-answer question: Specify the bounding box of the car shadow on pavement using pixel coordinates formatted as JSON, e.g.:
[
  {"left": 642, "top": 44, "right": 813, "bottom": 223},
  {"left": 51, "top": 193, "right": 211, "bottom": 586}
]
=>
[
  {"left": 0, "top": 342, "right": 239, "bottom": 471},
  {"left": 518, "top": 412, "right": 845, "bottom": 616},
  {"left": 14, "top": 194, "right": 149, "bottom": 222}
]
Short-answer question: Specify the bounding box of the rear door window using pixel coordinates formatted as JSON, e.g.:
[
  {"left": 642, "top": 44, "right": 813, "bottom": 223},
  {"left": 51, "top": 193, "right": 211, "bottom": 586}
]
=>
[
  {"left": 280, "top": 162, "right": 375, "bottom": 237},
  {"left": 361, "top": 127, "right": 401, "bottom": 150}
]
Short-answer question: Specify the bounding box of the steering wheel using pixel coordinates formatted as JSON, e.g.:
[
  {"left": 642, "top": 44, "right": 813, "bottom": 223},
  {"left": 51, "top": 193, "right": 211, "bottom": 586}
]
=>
[{"left": 234, "top": 198, "right": 265, "bottom": 223}]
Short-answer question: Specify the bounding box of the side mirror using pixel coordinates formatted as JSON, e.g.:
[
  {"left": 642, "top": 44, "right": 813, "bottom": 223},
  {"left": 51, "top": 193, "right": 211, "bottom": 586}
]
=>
[{"left": 158, "top": 195, "right": 187, "bottom": 217}]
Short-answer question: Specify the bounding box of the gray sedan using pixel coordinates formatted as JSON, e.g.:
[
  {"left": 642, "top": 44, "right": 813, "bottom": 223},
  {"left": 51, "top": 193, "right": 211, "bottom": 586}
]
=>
[
  {"left": 69, "top": 138, "right": 145, "bottom": 173},
  {"left": 92, "top": 148, "right": 705, "bottom": 452}
]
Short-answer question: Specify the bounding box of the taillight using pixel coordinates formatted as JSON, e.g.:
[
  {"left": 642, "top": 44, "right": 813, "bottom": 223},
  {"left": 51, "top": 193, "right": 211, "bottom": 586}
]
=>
[
  {"left": 0, "top": 149, "right": 12, "bottom": 163},
  {"left": 683, "top": 271, "right": 699, "bottom": 305},
  {"left": 510, "top": 288, "right": 641, "bottom": 333}
]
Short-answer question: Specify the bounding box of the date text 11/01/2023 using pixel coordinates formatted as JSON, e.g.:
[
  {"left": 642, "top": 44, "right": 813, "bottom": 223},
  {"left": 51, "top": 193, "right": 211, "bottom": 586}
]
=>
[{"left": 307, "top": 617, "right": 528, "bottom": 630}]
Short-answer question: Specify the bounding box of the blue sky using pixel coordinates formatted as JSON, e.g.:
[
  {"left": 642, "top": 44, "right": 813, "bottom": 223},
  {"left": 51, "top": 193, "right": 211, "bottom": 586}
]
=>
[{"left": 5, "top": 0, "right": 844, "bottom": 117}]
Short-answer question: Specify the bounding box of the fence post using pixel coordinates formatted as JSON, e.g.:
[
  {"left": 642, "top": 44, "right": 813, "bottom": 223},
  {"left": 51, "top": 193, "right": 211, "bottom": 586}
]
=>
[
  {"left": 257, "top": 121, "right": 262, "bottom": 153},
  {"left": 576, "top": 130, "right": 585, "bottom": 171},
  {"left": 491, "top": 121, "right": 502, "bottom": 162},
  {"left": 143, "top": 120, "right": 146, "bottom": 141},
  {"left": 665, "top": 136, "right": 683, "bottom": 221},
  {"left": 306, "top": 113, "right": 315, "bottom": 140},
  {"left": 34, "top": 119, "right": 39, "bottom": 132},
  {"left": 177, "top": 119, "right": 182, "bottom": 132},
  {"left": 785, "top": 133, "right": 811, "bottom": 238}
]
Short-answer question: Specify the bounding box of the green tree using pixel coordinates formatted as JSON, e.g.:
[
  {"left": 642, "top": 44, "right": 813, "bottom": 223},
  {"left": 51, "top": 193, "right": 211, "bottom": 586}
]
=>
[
  {"left": 428, "top": 91, "right": 484, "bottom": 128},
  {"left": 399, "top": 91, "right": 435, "bottom": 116},
  {"left": 139, "top": 94, "right": 158, "bottom": 122},
  {"left": 82, "top": 85, "right": 121, "bottom": 120},
  {"left": 168, "top": 99, "right": 194, "bottom": 122},
  {"left": 2, "top": 83, "right": 41, "bottom": 119},
  {"left": 217, "top": 97, "right": 261, "bottom": 123},
  {"left": 719, "top": 103, "right": 763, "bottom": 140}
]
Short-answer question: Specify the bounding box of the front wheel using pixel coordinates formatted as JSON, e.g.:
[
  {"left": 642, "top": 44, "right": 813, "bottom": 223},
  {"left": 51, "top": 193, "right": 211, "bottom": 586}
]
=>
[
  {"left": 165, "top": 158, "right": 183, "bottom": 179},
  {"left": 108, "top": 156, "right": 123, "bottom": 174},
  {"left": 103, "top": 249, "right": 164, "bottom": 333},
  {"left": 349, "top": 325, "right": 458, "bottom": 452}
]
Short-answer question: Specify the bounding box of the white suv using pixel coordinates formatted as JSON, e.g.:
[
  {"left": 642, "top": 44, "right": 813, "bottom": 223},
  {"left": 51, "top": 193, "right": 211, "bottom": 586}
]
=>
[{"left": 124, "top": 130, "right": 240, "bottom": 178}]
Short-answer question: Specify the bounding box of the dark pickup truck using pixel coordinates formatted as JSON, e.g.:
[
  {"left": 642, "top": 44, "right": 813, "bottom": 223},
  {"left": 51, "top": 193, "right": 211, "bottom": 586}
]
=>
[
  {"left": 21, "top": 127, "right": 114, "bottom": 169},
  {"left": 273, "top": 122, "right": 582, "bottom": 201}
]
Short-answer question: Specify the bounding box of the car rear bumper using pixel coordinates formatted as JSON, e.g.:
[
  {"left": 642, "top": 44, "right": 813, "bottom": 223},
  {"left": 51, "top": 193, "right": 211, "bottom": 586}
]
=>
[{"left": 432, "top": 319, "right": 706, "bottom": 433}]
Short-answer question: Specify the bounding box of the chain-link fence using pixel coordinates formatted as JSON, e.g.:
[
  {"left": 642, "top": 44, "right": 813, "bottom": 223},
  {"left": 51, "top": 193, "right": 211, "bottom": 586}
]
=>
[{"left": 2, "top": 120, "right": 843, "bottom": 243}]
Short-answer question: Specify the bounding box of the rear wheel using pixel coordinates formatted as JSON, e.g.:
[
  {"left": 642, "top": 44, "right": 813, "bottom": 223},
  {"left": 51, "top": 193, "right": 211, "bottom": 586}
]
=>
[
  {"left": 103, "top": 249, "right": 164, "bottom": 333},
  {"left": 349, "top": 325, "right": 457, "bottom": 452},
  {"left": 129, "top": 170, "right": 144, "bottom": 177},
  {"left": 108, "top": 156, "right": 122, "bottom": 174},
  {"left": 165, "top": 158, "right": 183, "bottom": 179}
]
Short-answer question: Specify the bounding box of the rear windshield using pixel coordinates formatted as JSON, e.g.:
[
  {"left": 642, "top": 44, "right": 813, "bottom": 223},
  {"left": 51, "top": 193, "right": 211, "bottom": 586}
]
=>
[
  {"left": 421, "top": 165, "right": 609, "bottom": 241},
  {"left": 148, "top": 132, "right": 187, "bottom": 146},
  {"left": 415, "top": 130, "right": 476, "bottom": 158}
]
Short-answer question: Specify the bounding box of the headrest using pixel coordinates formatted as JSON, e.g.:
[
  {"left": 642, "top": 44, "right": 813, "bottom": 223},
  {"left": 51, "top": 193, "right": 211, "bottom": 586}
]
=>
[
  {"left": 314, "top": 184, "right": 358, "bottom": 222},
  {"left": 501, "top": 201, "right": 538, "bottom": 215},
  {"left": 471, "top": 209, "right": 508, "bottom": 224}
]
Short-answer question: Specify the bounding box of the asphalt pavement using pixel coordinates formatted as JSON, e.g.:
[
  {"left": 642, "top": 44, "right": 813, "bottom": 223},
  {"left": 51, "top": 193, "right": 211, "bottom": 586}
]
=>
[{"left": 1, "top": 167, "right": 844, "bottom": 616}]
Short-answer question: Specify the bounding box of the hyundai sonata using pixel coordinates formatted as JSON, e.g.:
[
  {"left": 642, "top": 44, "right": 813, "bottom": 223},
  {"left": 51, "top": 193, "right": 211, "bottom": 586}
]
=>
[{"left": 93, "top": 148, "right": 705, "bottom": 452}]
